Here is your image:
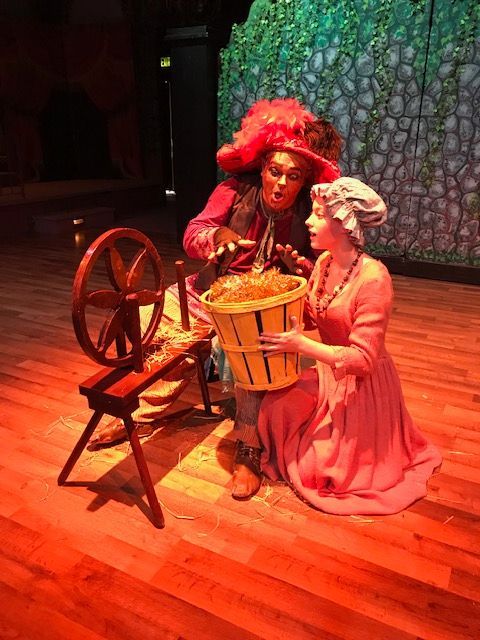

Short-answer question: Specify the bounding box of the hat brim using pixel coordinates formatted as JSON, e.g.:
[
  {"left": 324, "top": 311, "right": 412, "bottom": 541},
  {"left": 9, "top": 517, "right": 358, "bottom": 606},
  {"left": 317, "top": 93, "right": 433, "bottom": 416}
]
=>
[{"left": 217, "top": 142, "right": 340, "bottom": 184}]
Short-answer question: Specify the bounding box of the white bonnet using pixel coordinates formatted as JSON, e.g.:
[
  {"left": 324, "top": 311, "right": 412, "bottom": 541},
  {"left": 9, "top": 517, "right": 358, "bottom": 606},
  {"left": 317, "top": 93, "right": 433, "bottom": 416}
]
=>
[{"left": 311, "top": 177, "right": 387, "bottom": 247}]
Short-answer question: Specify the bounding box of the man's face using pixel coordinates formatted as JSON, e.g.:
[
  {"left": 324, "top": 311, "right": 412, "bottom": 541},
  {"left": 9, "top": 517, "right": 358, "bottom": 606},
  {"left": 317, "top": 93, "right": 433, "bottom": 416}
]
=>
[{"left": 261, "top": 151, "right": 308, "bottom": 211}]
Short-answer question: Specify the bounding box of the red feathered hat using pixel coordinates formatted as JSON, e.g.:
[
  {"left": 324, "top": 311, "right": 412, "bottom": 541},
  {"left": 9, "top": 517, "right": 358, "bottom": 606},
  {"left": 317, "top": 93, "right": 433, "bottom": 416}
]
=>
[{"left": 217, "top": 98, "right": 340, "bottom": 183}]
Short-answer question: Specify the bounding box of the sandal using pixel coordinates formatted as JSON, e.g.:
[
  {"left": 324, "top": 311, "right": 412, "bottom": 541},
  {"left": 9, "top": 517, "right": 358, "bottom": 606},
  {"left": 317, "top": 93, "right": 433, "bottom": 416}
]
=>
[{"left": 231, "top": 440, "right": 262, "bottom": 500}]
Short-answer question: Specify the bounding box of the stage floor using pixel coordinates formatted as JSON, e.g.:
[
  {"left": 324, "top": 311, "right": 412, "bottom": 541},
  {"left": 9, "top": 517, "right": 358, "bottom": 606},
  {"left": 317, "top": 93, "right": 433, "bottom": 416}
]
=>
[{"left": 0, "top": 216, "right": 479, "bottom": 639}]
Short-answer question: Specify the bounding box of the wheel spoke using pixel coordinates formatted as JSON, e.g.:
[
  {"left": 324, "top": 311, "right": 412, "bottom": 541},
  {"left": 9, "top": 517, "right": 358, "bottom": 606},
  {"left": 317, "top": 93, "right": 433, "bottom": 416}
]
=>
[
  {"left": 105, "top": 247, "right": 127, "bottom": 291},
  {"left": 136, "top": 289, "right": 162, "bottom": 306},
  {"left": 127, "top": 249, "right": 148, "bottom": 290},
  {"left": 97, "top": 309, "right": 125, "bottom": 353},
  {"left": 86, "top": 290, "right": 122, "bottom": 309},
  {"left": 124, "top": 321, "right": 134, "bottom": 345}
]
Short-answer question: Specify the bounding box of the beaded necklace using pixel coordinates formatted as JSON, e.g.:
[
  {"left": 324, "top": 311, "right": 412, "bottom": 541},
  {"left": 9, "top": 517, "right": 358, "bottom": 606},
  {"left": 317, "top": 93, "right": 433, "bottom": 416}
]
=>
[{"left": 315, "top": 249, "right": 363, "bottom": 314}]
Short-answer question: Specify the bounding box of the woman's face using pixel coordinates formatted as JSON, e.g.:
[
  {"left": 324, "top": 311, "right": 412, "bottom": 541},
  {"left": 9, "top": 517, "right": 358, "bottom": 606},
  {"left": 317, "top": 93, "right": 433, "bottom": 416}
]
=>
[
  {"left": 261, "top": 151, "right": 308, "bottom": 211},
  {"left": 305, "top": 197, "right": 345, "bottom": 250}
]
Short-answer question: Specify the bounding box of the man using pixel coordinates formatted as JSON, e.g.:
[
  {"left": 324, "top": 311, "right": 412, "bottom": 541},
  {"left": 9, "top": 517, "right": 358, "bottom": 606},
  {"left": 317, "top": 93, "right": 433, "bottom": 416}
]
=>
[{"left": 181, "top": 99, "right": 342, "bottom": 499}]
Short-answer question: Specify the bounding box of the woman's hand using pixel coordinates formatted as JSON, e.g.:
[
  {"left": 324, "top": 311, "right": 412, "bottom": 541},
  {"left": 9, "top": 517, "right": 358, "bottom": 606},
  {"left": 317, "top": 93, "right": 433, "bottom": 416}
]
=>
[
  {"left": 259, "top": 316, "right": 305, "bottom": 354},
  {"left": 276, "top": 243, "right": 307, "bottom": 275},
  {"left": 208, "top": 227, "right": 256, "bottom": 261}
]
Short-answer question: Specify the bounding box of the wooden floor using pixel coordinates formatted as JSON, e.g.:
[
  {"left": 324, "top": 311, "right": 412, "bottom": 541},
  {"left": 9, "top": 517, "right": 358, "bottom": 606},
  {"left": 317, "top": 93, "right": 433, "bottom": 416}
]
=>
[{"left": 0, "top": 213, "right": 479, "bottom": 640}]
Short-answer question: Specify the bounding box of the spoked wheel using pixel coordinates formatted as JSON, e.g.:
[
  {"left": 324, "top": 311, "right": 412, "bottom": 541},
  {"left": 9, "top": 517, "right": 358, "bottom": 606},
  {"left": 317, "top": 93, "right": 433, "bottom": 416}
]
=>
[{"left": 72, "top": 228, "right": 165, "bottom": 368}]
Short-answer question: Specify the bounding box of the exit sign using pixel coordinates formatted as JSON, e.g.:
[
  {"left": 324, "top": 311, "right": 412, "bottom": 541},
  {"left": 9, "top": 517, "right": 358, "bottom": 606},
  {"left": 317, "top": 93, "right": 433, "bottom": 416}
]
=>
[{"left": 160, "top": 56, "right": 171, "bottom": 68}]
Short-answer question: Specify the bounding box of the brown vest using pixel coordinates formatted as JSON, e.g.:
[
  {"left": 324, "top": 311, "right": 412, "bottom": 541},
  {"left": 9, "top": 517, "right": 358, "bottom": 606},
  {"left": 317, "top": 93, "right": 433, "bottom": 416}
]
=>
[{"left": 195, "top": 174, "right": 312, "bottom": 292}]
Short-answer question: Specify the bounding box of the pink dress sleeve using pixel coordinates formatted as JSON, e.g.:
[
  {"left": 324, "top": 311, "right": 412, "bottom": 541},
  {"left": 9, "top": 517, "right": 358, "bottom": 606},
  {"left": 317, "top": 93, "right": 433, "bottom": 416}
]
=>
[
  {"left": 182, "top": 177, "right": 239, "bottom": 260},
  {"left": 331, "top": 264, "right": 393, "bottom": 379}
]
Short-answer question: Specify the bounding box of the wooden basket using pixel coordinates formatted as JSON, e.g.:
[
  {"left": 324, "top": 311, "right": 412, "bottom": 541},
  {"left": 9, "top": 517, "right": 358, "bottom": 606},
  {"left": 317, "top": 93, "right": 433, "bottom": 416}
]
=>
[{"left": 200, "top": 276, "right": 307, "bottom": 390}]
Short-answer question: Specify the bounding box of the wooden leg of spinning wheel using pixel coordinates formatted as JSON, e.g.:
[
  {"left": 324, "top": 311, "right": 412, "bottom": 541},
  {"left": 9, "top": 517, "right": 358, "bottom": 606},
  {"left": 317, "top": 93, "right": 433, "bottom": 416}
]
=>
[
  {"left": 123, "top": 416, "right": 165, "bottom": 529},
  {"left": 194, "top": 350, "right": 213, "bottom": 416},
  {"left": 58, "top": 410, "right": 104, "bottom": 485}
]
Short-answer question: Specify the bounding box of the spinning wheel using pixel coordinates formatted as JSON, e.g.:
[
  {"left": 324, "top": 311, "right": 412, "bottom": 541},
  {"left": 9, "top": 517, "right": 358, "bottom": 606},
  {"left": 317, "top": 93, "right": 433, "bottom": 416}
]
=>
[
  {"left": 58, "top": 228, "right": 214, "bottom": 529},
  {"left": 72, "top": 228, "right": 165, "bottom": 371}
]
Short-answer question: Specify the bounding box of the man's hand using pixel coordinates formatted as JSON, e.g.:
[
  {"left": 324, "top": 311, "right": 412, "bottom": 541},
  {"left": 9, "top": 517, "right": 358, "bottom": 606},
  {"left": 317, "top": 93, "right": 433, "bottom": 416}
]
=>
[
  {"left": 276, "top": 243, "right": 307, "bottom": 275},
  {"left": 208, "top": 226, "right": 256, "bottom": 261}
]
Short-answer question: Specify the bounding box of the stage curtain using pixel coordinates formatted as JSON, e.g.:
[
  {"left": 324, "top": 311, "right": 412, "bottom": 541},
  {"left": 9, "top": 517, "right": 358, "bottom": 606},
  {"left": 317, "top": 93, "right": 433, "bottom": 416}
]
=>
[
  {"left": 0, "top": 24, "right": 58, "bottom": 180},
  {"left": 65, "top": 26, "right": 143, "bottom": 178},
  {"left": 0, "top": 22, "right": 142, "bottom": 180}
]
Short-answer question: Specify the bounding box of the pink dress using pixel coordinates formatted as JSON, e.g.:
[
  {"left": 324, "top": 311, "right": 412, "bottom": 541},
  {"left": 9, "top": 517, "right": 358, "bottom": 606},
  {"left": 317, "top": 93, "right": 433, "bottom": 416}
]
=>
[{"left": 258, "top": 254, "right": 442, "bottom": 515}]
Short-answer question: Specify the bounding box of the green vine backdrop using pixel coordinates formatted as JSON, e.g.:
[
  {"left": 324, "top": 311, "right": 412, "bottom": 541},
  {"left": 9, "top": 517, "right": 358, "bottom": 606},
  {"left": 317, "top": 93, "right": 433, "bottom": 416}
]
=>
[{"left": 218, "top": 0, "right": 480, "bottom": 267}]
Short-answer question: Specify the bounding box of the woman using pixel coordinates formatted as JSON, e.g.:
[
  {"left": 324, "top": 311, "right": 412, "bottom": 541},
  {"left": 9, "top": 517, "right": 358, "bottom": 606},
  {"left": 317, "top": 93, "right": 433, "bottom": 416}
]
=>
[{"left": 258, "top": 177, "right": 441, "bottom": 515}]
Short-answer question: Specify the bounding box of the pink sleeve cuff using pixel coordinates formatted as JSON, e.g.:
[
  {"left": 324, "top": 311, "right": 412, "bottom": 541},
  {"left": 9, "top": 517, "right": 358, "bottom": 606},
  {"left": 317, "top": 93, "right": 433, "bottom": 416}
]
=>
[{"left": 331, "top": 347, "right": 347, "bottom": 380}]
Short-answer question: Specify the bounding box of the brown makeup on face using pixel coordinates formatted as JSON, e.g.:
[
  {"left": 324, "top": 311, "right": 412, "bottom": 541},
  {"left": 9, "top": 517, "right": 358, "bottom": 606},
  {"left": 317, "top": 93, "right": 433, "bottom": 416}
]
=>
[{"left": 260, "top": 151, "right": 308, "bottom": 211}]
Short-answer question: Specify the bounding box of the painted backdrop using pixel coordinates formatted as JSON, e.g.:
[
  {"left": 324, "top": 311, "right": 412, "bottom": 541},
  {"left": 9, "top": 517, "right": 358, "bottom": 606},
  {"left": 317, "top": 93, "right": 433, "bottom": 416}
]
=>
[{"left": 218, "top": 0, "right": 480, "bottom": 267}]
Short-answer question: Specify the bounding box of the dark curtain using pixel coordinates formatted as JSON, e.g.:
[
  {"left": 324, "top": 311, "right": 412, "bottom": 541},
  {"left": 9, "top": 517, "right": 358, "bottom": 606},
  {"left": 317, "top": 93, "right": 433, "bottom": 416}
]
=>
[{"left": 0, "top": 22, "right": 142, "bottom": 180}]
